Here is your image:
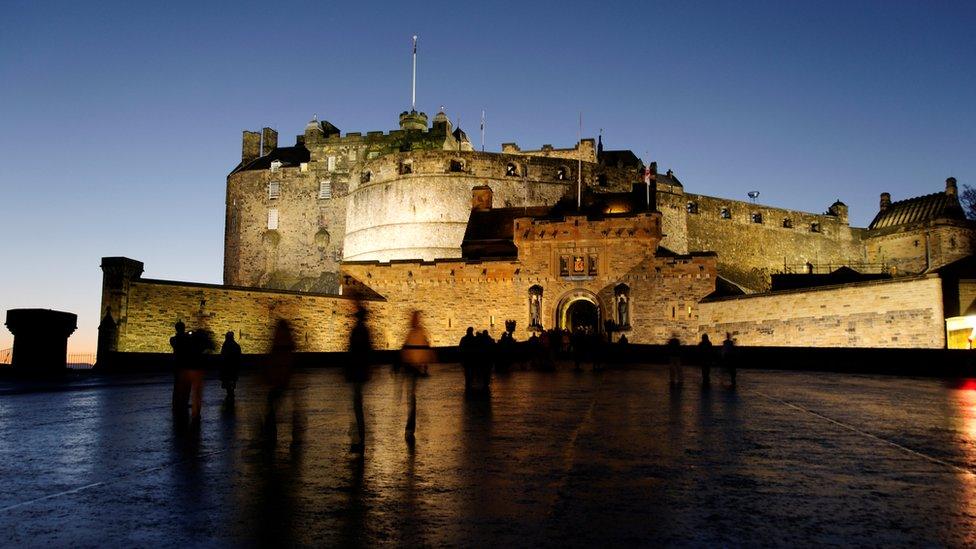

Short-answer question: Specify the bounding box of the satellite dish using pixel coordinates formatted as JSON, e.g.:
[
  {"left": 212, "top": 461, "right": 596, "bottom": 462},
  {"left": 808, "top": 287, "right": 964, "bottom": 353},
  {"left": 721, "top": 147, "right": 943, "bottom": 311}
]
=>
[{"left": 747, "top": 191, "right": 760, "bottom": 203}]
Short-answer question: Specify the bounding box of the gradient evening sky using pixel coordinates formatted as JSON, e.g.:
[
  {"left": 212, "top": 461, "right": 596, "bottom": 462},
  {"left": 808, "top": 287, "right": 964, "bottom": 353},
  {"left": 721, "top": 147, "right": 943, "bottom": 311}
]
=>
[{"left": 1, "top": 1, "right": 974, "bottom": 353}]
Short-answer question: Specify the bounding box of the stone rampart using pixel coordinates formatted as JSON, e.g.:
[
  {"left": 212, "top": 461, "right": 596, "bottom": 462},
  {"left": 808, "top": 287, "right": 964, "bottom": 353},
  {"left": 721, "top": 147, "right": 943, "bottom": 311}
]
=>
[
  {"left": 698, "top": 275, "right": 945, "bottom": 348},
  {"left": 683, "top": 192, "right": 866, "bottom": 290}
]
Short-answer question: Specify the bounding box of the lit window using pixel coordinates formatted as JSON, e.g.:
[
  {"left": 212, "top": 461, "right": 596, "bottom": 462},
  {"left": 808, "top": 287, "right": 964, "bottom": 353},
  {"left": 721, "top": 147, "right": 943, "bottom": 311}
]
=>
[
  {"left": 686, "top": 202, "right": 699, "bottom": 214},
  {"left": 319, "top": 180, "right": 332, "bottom": 200},
  {"left": 327, "top": 156, "right": 336, "bottom": 171},
  {"left": 751, "top": 212, "right": 763, "bottom": 224},
  {"left": 783, "top": 218, "right": 793, "bottom": 228},
  {"left": 270, "top": 160, "right": 282, "bottom": 172},
  {"left": 720, "top": 207, "right": 731, "bottom": 219},
  {"left": 268, "top": 181, "right": 280, "bottom": 199},
  {"left": 267, "top": 208, "right": 278, "bottom": 230},
  {"left": 811, "top": 222, "right": 821, "bottom": 233}
]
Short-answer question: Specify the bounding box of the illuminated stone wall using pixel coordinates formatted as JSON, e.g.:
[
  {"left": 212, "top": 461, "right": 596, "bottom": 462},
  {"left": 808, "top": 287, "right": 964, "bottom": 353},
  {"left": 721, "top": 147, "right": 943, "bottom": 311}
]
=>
[
  {"left": 682, "top": 192, "right": 866, "bottom": 291},
  {"left": 863, "top": 222, "right": 976, "bottom": 276},
  {"left": 698, "top": 276, "right": 946, "bottom": 348}
]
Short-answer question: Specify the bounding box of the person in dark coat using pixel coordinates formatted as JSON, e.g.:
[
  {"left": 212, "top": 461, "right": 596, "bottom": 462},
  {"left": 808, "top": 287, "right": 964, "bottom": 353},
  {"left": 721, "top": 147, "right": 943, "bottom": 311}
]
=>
[
  {"left": 346, "top": 305, "right": 373, "bottom": 454},
  {"left": 170, "top": 321, "right": 191, "bottom": 418},
  {"left": 220, "top": 331, "right": 241, "bottom": 402},
  {"left": 459, "top": 327, "right": 477, "bottom": 394},
  {"left": 722, "top": 332, "right": 737, "bottom": 387},
  {"left": 698, "top": 334, "right": 713, "bottom": 388}
]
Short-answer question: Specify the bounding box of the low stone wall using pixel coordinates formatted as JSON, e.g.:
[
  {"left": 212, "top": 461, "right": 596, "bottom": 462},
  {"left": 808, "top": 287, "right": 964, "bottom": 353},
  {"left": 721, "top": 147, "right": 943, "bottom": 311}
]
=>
[
  {"left": 115, "top": 279, "right": 389, "bottom": 354},
  {"left": 698, "top": 275, "right": 946, "bottom": 348}
]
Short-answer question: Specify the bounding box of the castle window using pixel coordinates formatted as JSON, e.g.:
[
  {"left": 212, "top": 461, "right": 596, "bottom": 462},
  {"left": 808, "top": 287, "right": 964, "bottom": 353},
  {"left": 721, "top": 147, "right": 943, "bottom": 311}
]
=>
[
  {"left": 268, "top": 181, "right": 280, "bottom": 200},
  {"left": 914, "top": 240, "right": 920, "bottom": 248},
  {"left": 597, "top": 174, "right": 608, "bottom": 186},
  {"left": 686, "top": 201, "right": 699, "bottom": 214},
  {"left": 267, "top": 208, "right": 279, "bottom": 230},
  {"left": 720, "top": 207, "right": 731, "bottom": 219},
  {"left": 810, "top": 222, "right": 821, "bottom": 233},
  {"left": 318, "top": 180, "right": 332, "bottom": 200},
  {"left": 556, "top": 166, "right": 568, "bottom": 181},
  {"left": 506, "top": 163, "right": 518, "bottom": 177},
  {"left": 783, "top": 218, "right": 793, "bottom": 228},
  {"left": 751, "top": 212, "right": 763, "bottom": 224},
  {"left": 270, "top": 160, "right": 282, "bottom": 172},
  {"left": 400, "top": 161, "right": 413, "bottom": 175},
  {"left": 327, "top": 155, "right": 336, "bottom": 172},
  {"left": 449, "top": 159, "right": 464, "bottom": 172},
  {"left": 361, "top": 171, "right": 371, "bottom": 184}
]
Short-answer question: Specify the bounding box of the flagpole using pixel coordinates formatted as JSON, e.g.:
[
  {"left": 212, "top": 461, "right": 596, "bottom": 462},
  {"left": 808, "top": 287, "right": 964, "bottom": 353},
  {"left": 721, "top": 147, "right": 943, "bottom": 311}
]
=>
[
  {"left": 480, "top": 109, "right": 485, "bottom": 152},
  {"left": 577, "top": 112, "right": 582, "bottom": 210},
  {"left": 411, "top": 35, "right": 417, "bottom": 110}
]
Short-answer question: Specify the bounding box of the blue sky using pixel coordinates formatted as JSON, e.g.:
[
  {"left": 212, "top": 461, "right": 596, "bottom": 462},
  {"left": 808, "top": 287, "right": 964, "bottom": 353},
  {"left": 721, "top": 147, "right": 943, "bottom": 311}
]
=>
[{"left": 2, "top": 0, "right": 974, "bottom": 352}]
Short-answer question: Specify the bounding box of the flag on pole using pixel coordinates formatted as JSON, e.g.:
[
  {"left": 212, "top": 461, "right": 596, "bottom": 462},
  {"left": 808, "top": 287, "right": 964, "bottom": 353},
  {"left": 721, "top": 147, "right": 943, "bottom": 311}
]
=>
[{"left": 643, "top": 166, "right": 651, "bottom": 184}]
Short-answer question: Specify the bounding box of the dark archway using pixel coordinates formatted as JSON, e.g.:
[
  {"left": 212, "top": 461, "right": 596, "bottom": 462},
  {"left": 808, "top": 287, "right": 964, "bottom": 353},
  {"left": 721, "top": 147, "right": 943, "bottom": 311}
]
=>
[{"left": 565, "top": 299, "right": 599, "bottom": 334}]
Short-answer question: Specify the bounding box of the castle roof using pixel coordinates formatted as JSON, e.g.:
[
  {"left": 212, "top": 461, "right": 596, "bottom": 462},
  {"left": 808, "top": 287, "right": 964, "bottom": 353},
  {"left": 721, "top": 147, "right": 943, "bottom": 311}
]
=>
[
  {"left": 868, "top": 191, "right": 965, "bottom": 230},
  {"left": 232, "top": 145, "right": 311, "bottom": 174},
  {"left": 452, "top": 127, "right": 469, "bottom": 142},
  {"left": 598, "top": 149, "right": 642, "bottom": 169}
]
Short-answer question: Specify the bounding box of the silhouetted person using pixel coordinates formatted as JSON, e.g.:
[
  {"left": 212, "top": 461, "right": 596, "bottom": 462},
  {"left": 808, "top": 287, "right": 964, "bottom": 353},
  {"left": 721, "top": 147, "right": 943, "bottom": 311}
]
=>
[
  {"left": 220, "top": 331, "right": 241, "bottom": 402},
  {"left": 722, "top": 332, "right": 737, "bottom": 387},
  {"left": 459, "top": 327, "right": 477, "bottom": 394},
  {"left": 264, "top": 320, "right": 296, "bottom": 439},
  {"left": 572, "top": 330, "right": 586, "bottom": 371},
  {"left": 668, "top": 335, "right": 683, "bottom": 386},
  {"left": 346, "top": 305, "right": 373, "bottom": 454},
  {"left": 401, "top": 311, "right": 433, "bottom": 443},
  {"left": 472, "top": 330, "right": 494, "bottom": 395},
  {"left": 698, "top": 334, "right": 713, "bottom": 388},
  {"left": 170, "top": 321, "right": 191, "bottom": 418},
  {"left": 186, "top": 329, "right": 212, "bottom": 423}
]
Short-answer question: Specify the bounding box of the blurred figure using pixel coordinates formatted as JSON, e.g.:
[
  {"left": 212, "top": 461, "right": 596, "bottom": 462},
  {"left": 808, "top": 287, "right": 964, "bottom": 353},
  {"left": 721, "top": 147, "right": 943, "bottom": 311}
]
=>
[
  {"left": 265, "top": 320, "right": 296, "bottom": 436},
  {"left": 346, "top": 304, "right": 373, "bottom": 454},
  {"left": 186, "top": 329, "right": 213, "bottom": 423},
  {"left": 722, "top": 332, "right": 737, "bottom": 387},
  {"left": 220, "top": 331, "right": 241, "bottom": 402},
  {"left": 401, "top": 311, "right": 434, "bottom": 442},
  {"left": 459, "top": 327, "right": 477, "bottom": 394},
  {"left": 668, "top": 335, "right": 683, "bottom": 387},
  {"left": 170, "top": 321, "right": 191, "bottom": 419},
  {"left": 698, "top": 333, "right": 713, "bottom": 388}
]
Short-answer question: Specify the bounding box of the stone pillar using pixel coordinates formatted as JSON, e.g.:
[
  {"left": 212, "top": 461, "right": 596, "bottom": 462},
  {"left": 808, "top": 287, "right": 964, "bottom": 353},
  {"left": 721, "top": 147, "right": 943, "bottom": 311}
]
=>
[
  {"left": 99, "top": 257, "right": 144, "bottom": 357},
  {"left": 5, "top": 309, "right": 77, "bottom": 374},
  {"left": 880, "top": 192, "right": 892, "bottom": 211},
  {"left": 946, "top": 177, "right": 958, "bottom": 199}
]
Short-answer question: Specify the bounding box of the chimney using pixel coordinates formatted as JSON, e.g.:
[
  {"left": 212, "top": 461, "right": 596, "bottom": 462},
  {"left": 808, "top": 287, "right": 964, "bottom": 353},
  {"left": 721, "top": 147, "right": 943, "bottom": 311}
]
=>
[
  {"left": 471, "top": 185, "right": 493, "bottom": 211},
  {"left": 946, "top": 177, "right": 958, "bottom": 199},
  {"left": 261, "top": 127, "right": 278, "bottom": 156},
  {"left": 242, "top": 131, "right": 260, "bottom": 164},
  {"left": 880, "top": 192, "right": 891, "bottom": 211}
]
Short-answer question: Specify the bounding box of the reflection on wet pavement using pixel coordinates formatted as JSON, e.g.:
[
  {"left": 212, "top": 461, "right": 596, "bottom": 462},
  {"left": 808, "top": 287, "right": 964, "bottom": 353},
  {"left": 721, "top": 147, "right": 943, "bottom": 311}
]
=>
[{"left": 1, "top": 366, "right": 975, "bottom": 546}]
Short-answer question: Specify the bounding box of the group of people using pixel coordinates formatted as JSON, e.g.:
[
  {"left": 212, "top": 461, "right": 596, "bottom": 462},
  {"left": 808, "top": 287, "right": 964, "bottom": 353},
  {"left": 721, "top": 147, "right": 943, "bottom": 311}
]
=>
[
  {"left": 170, "top": 321, "right": 240, "bottom": 424},
  {"left": 667, "top": 332, "right": 737, "bottom": 388}
]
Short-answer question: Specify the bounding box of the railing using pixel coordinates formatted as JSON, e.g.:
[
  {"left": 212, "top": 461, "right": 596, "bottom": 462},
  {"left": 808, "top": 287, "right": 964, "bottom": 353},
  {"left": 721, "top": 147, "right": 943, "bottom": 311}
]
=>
[
  {"left": 67, "top": 353, "right": 97, "bottom": 370},
  {"left": 0, "top": 349, "right": 96, "bottom": 369},
  {"left": 779, "top": 262, "right": 889, "bottom": 275}
]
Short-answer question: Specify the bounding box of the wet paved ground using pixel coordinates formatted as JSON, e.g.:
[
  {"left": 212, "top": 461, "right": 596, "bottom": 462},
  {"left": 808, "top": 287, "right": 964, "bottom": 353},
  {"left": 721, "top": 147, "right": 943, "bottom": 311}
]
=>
[{"left": 2, "top": 365, "right": 976, "bottom": 547}]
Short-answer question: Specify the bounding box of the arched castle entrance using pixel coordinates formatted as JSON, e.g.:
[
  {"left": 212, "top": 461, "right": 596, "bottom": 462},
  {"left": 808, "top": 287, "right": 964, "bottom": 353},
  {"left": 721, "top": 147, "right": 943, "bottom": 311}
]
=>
[{"left": 556, "top": 289, "right": 603, "bottom": 334}]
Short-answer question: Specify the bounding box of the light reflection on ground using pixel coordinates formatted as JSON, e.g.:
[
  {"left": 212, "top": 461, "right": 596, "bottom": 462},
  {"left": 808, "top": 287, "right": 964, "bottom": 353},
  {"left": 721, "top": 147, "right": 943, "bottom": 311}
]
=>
[{"left": 1, "top": 366, "right": 975, "bottom": 546}]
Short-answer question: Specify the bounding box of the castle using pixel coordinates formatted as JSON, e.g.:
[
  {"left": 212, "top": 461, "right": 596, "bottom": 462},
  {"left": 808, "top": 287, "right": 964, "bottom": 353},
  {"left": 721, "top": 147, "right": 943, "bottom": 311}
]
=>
[{"left": 98, "top": 108, "right": 976, "bottom": 357}]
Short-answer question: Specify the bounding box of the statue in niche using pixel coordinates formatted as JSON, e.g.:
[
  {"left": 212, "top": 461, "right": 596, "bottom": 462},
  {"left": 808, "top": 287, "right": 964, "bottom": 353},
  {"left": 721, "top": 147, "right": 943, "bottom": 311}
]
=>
[
  {"left": 559, "top": 256, "right": 569, "bottom": 276},
  {"left": 529, "top": 293, "right": 542, "bottom": 328},
  {"left": 617, "top": 294, "right": 629, "bottom": 327}
]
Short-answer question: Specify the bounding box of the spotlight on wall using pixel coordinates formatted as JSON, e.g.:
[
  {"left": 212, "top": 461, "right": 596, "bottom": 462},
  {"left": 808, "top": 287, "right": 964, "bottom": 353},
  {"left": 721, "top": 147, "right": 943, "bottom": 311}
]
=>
[{"left": 747, "top": 191, "right": 760, "bottom": 203}]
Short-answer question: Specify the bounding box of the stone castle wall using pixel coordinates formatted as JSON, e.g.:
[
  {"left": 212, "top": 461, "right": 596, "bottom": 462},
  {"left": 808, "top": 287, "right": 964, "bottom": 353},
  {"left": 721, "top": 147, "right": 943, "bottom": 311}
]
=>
[
  {"left": 863, "top": 221, "right": 976, "bottom": 275},
  {"left": 111, "top": 278, "right": 391, "bottom": 354},
  {"left": 698, "top": 276, "right": 946, "bottom": 348},
  {"left": 682, "top": 193, "right": 866, "bottom": 290}
]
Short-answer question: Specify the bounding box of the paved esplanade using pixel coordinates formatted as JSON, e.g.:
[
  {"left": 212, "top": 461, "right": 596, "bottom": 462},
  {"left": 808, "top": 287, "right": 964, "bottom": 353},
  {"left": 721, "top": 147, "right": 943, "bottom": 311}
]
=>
[{"left": 1, "top": 367, "right": 975, "bottom": 546}]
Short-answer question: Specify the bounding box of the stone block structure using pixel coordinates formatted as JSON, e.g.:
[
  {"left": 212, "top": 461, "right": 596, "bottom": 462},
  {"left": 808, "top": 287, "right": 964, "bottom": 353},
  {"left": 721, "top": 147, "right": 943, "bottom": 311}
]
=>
[{"left": 97, "top": 107, "right": 976, "bottom": 357}]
